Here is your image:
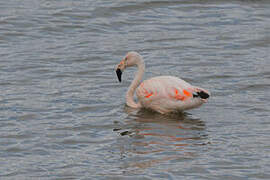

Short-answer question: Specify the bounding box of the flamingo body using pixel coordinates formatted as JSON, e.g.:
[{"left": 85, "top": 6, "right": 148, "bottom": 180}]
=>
[
  {"left": 136, "top": 76, "right": 208, "bottom": 114},
  {"left": 115, "top": 52, "right": 210, "bottom": 114}
]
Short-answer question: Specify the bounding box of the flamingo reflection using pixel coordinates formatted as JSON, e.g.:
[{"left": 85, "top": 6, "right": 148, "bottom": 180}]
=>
[{"left": 114, "top": 107, "right": 209, "bottom": 172}]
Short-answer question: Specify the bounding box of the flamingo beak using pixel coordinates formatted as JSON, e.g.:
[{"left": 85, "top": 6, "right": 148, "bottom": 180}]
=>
[
  {"left": 116, "top": 68, "right": 122, "bottom": 82},
  {"left": 115, "top": 58, "right": 126, "bottom": 82}
]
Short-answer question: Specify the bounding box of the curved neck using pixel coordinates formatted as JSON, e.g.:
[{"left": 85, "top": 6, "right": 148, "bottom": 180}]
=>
[{"left": 126, "top": 59, "right": 145, "bottom": 108}]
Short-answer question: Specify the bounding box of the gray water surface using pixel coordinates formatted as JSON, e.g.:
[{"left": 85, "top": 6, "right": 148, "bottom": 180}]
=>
[{"left": 0, "top": 0, "right": 270, "bottom": 179}]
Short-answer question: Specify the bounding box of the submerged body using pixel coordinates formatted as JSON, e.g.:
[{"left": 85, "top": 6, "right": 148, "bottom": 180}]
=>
[{"left": 115, "top": 52, "right": 210, "bottom": 114}]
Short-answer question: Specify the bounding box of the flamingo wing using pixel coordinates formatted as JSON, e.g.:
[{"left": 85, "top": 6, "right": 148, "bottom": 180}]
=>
[{"left": 136, "top": 76, "right": 209, "bottom": 113}]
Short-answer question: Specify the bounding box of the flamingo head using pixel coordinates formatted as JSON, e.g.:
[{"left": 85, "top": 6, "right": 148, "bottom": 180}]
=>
[{"left": 115, "top": 51, "right": 142, "bottom": 82}]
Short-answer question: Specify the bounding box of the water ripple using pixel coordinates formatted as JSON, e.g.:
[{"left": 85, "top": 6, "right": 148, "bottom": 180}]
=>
[{"left": 0, "top": 0, "right": 270, "bottom": 179}]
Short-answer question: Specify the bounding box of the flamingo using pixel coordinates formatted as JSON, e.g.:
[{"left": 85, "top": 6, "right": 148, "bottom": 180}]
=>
[{"left": 115, "top": 52, "right": 210, "bottom": 114}]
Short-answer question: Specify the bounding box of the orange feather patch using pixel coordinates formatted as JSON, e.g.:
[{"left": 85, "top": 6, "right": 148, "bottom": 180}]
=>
[
  {"left": 183, "top": 89, "right": 192, "bottom": 97},
  {"left": 172, "top": 88, "right": 192, "bottom": 101},
  {"left": 141, "top": 82, "right": 154, "bottom": 98},
  {"left": 173, "top": 88, "right": 184, "bottom": 101},
  {"left": 145, "top": 92, "right": 153, "bottom": 98}
]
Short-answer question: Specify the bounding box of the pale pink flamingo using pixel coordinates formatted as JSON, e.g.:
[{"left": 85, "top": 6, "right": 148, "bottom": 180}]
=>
[{"left": 115, "top": 52, "right": 210, "bottom": 114}]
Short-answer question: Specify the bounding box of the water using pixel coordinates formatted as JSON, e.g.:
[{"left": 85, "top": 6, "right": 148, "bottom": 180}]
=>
[{"left": 0, "top": 0, "right": 270, "bottom": 179}]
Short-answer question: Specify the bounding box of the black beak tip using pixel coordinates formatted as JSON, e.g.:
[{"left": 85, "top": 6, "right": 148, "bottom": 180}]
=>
[{"left": 116, "top": 68, "right": 122, "bottom": 82}]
